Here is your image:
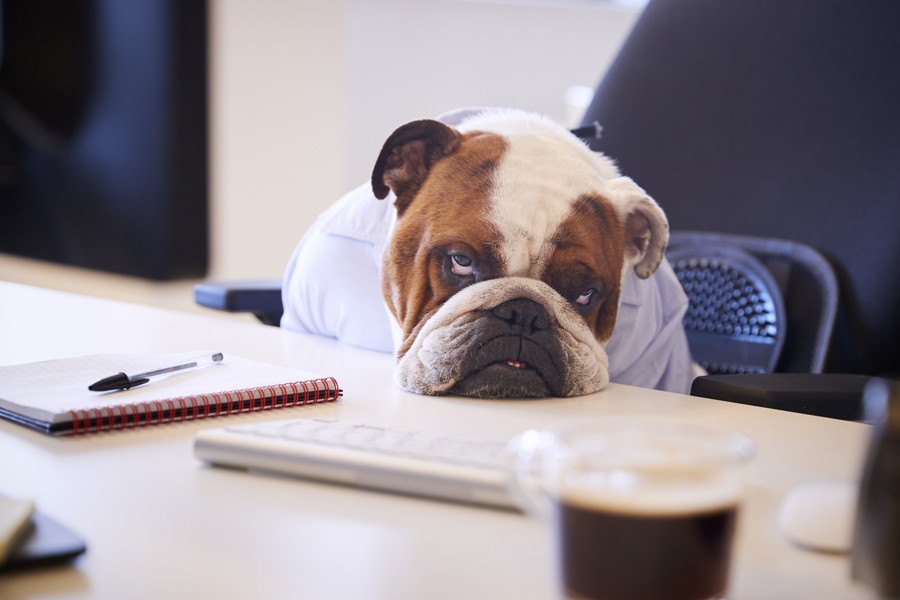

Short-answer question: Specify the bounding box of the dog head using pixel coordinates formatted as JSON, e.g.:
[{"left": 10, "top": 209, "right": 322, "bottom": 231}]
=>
[{"left": 372, "top": 109, "right": 668, "bottom": 398}]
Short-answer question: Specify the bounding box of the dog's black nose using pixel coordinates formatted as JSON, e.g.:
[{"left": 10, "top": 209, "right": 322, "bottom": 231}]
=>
[{"left": 492, "top": 298, "right": 550, "bottom": 333}]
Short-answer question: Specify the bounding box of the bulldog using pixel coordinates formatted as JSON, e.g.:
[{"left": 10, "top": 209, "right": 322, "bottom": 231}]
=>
[{"left": 282, "top": 108, "right": 696, "bottom": 397}]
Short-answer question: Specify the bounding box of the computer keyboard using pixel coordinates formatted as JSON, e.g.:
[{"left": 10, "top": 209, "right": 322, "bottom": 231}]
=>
[{"left": 194, "top": 418, "right": 519, "bottom": 510}]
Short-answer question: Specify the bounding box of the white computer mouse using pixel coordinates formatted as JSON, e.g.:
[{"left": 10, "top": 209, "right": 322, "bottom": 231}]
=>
[{"left": 778, "top": 479, "right": 858, "bottom": 553}]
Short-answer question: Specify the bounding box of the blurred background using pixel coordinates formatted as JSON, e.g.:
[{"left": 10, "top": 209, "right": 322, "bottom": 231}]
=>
[{"left": 0, "top": 0, "right": 643, "bottom": 317}]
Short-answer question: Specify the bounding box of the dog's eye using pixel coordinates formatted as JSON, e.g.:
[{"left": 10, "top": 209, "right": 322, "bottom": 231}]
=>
[
  {"left": 575, "top": 289, "right": 595, "bottom": 306},
  {"left": 450, "top": 253, "right": 474, "bottom": 276}
]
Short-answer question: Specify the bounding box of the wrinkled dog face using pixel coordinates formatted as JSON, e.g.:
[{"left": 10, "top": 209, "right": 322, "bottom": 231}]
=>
[{"left": 372, "top": 110, "right": 668, "bottom": 398}]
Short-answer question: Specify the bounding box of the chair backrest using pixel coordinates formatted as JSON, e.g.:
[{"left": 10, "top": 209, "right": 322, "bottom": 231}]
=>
[
  {"left": 667, "top": 231, "right": 838, "bottom": 374},
  {"left": 583, "top": 0, "right": 900, "bottom": 377}
]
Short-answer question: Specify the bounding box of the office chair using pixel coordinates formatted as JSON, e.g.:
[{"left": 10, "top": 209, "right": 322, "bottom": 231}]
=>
[
  {"left": 194, "top": 279, "right": 283, "bottom": 326},
  {"left": 667, "top": 231, "right": 838, "bottom": 375},
  {"left": 580, "top": 0, "right": 900, "bottom": 417}
]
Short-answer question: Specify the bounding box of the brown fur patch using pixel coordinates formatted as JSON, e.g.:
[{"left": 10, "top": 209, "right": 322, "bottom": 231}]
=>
[
  {"left": 381, "top": 131, "right": 509, "bottom": 355},
  {"left": 544, "top": 194, "right": 625, "bottom": 342}
]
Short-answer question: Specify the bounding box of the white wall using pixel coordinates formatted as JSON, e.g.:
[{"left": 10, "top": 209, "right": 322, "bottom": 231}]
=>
[
  {"left": 211, "top": 0, "right": 640, "bottom": 281},
  {"left": 210, "top": 0, "right": 348, "bottom": 281},
  {"left": 342, "top": 0, "right": 638, "bottom": 185},
  {"left": 0, "top": 0, "right": 640, "bottom": 313}
]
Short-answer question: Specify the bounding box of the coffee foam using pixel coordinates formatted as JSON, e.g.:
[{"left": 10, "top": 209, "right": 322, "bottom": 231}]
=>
[{"left": 557, "top": 467, "right": 742, "bottom": 516}]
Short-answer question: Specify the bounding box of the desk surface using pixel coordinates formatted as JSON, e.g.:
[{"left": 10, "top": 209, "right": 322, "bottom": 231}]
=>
[{"left": 0, "top": 282, "right": 876, "bottom": 599}]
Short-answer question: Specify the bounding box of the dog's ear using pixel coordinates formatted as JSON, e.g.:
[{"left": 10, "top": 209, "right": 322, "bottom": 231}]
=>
[
  {"left": 608, "top": 177, "right": 669, "bottom": 279},
  {"left": 372, "top": 119, "right": 462, "bottom": 215}
]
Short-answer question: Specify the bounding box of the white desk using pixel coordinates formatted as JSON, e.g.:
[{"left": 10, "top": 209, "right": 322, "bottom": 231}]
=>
[{"left": 0, "top": 282, "right": 876, "bottom": 599}]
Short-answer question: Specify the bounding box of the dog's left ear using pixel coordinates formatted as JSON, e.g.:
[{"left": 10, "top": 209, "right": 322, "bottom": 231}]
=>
[
  {"left": 372, "top": 119, "right": 462, "bottom": 215},
  {"left": 608, "top": 177, "right": 669, "bottom": 279}
]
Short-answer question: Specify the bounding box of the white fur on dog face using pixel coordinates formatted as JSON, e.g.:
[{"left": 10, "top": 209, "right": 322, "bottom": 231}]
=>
[
  {"left": 396, "top": 277, "right": 608, "bottom": 397},
  {"left": 458, "top": 112, "right": 622, "bottom": 280}
]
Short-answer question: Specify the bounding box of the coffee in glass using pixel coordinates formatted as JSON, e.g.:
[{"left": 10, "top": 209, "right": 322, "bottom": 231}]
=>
[{"left": 510, "top": 420, "right": 754, "bottom": 600}]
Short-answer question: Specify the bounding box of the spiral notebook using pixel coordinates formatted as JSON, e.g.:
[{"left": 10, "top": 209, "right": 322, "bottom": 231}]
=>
[{"left": 0, "top": 351, "right": 341, "bottom": 436}]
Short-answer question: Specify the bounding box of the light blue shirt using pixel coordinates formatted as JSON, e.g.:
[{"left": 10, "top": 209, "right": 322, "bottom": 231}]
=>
[{"left": 282, "top": 178, "right": 698, "bottom": 395}]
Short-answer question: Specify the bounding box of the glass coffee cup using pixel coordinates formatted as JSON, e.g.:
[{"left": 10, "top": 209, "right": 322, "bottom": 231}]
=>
[{"left": 509, "top": 420, "right": 755, "bottom": 600}]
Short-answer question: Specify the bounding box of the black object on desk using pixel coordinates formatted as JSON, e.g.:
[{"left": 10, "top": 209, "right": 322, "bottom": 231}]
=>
[
  {"left": 194, "top": 280, "right": 284, "bottom": 326},
  {"left": 691, "top": 373, "right": 872, "bottom": 421},
  {"left": 1, "top": 510, "right": 86, "bottom": 571},
  {"left": 852, "top": 379, "right": 900, "bottom": 597}
]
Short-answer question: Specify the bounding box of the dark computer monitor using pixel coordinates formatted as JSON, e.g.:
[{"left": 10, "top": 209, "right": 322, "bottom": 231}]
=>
[{"left": 0, "top": 0, "right": 208, "bottom": 280}]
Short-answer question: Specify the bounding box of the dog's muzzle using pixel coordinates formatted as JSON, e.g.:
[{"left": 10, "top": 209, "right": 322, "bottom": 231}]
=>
[
  {"left": 395, "top": 277, "right": 609, "bottom": 398},
  {"left": 449, "top": 297, "right": 565, "bottom": 398}
]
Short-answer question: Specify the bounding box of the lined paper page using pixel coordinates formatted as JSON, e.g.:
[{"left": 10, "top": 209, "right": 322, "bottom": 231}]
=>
[{"left": 0, "top": 351, "right": 330, "bottom": 424}]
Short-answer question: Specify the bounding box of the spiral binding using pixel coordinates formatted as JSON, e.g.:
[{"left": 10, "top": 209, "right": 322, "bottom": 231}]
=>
[{"left": 68, "top": 377, "right": 340, "bottom": 435}]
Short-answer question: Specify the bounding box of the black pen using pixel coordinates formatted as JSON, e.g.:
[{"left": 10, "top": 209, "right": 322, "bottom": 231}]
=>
[{"left": 89, "top": 352, "right": 224, "bottom": 392}]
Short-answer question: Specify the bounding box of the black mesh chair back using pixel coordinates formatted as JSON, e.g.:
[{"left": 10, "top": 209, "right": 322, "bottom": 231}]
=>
[
  {"left": 583, "top": 0, "right": 900, "bottom": 377},
  {"left": 667, "top": 232, "right": 838, "bottom": 375}
]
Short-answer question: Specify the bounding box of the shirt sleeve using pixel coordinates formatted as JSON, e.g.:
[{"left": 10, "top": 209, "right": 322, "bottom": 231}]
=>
[
  {"left": 606, "top": 260, "right": 697, "bottom": 394},
  {"left": 280, "top": 184, "right": 395, "bottom": 354}
]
